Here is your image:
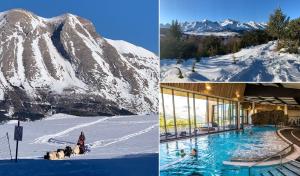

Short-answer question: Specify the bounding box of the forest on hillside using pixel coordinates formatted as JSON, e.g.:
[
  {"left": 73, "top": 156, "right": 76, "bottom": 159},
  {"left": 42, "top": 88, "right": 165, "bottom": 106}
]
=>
[{"left": 160, "top": 8, "right": 300, "bottom": 60}]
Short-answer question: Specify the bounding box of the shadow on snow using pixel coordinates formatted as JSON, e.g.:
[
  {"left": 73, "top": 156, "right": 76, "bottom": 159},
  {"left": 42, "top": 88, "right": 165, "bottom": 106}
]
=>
[{"left": 0, "top": 153, "right": 158, "bottom": 176}]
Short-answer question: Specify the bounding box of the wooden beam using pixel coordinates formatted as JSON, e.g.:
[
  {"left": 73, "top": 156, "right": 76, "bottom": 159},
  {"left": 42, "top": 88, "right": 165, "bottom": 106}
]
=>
[
  {"left": 161, "top": 83, "right": 245, "bottom": 101},
  {"left": 274, "top": 97, "right": 286, "bottom": 104},
  {"left": 245, "top": 84, "right": 300, "bottom": 98}
]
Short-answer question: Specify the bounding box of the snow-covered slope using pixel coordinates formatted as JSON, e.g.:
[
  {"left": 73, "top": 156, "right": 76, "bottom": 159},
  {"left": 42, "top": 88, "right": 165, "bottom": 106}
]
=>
[
  {"left": 161, "top": 41, "right": 300, "bottom": 82},
  {"left": 0, "top": 9, "right": 158, "bottom": 117},
  {"left": 0, "top": 113, "right": 158, "bottom": 159},
  {"left": 161, "top": 19, "right": 267, "bottom": 36},
  {"left": 0, "top": 113, "right": 158, "bottom": 175}
]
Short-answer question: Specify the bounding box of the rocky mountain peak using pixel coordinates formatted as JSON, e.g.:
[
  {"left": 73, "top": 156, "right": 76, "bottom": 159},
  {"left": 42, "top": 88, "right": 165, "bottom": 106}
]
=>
[{"left": 0, "top": 9, "right": 158, "bottom": 120}]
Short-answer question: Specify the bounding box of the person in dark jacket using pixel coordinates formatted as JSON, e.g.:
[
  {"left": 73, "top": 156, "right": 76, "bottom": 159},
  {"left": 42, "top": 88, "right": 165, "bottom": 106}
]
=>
[{"left": 77, "top": 131, "right": 86, "bottom": 154}]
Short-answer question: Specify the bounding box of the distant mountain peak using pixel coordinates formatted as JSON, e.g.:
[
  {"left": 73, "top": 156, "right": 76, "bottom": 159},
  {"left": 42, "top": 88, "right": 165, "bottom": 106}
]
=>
[{"left": 161, "top": 19, "right": 267, "bottom": 34}]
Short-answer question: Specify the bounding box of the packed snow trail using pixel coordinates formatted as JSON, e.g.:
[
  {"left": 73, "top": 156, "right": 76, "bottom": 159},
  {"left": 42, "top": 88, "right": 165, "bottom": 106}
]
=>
[
  {"left": 161, "top": 41, "right": 300, "bottom": 82},
  {"left": 47, "top": 124, "right": 157, "bottom": 149},
  {"left": 88, "top": 124, "right": 158, "bottom": 148},
  {"left": 33, "top": 116, "right": 156, "bottom": 145},
  {"left": 33, "top": 117, "right": 112, "bottom": 144}
]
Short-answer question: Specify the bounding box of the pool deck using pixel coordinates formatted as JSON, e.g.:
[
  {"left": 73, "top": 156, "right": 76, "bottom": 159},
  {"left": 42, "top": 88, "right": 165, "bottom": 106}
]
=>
[
  {"left": 223, "top": 145, "right": 300, "bottom": 167},
  {"left": 223, "top": 127, "right": 300, "bottom": 167},
  {"left": 160, "top": 129, "right": 236, "bottom": 143},
  {"left": 280, "top": 128, "right": 300, "bottom": 147}
]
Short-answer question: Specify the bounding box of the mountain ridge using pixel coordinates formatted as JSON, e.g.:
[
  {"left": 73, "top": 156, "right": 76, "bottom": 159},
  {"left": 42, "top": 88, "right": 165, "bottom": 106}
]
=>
[
  {"left": 160, "top": 19, "right": 267, "bottom": 33},
  {"left": 0, "top": 9, "right": 158, "bottom": 120}
]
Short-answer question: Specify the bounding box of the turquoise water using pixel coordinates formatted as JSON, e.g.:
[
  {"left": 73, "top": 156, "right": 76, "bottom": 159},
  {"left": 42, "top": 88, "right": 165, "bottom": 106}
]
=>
[{"left": 160, "top": 126, "right": 283, "bottom": 176}]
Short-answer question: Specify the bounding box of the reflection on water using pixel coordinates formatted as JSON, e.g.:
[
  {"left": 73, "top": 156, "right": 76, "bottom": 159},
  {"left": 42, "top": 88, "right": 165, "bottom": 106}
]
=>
[{"left": 160, "top": 126, "right": 285, "bottom": 176}]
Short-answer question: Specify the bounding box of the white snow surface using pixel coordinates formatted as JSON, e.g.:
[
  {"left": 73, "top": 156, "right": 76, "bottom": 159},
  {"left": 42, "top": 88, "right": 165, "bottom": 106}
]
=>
[
  {"left": 105, "top": 39, "right": 157, "bottom": 59},
  {"left": 0, "top": 113, "right": 158, "bottom": 160},
  {"left": 161, "top": 41, "right": 300, "bottom": 82}
]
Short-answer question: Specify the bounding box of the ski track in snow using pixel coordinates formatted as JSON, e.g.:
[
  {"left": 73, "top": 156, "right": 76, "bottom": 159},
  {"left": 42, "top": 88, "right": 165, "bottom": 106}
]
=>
[
  {"left": 87, "top": 124, "right": 158, "bottom": 148},
  {"left": 33, "top": 117, "right": 115, "bottom": 144},
  {"left": 0, "top": 114, "right": 158, "bottom": 160},
  {"left": 46, "top": 124, "right": 158, "bottom": 149},
  {"left": 33, "top": 116, "right": 157, "bottom": 147}
]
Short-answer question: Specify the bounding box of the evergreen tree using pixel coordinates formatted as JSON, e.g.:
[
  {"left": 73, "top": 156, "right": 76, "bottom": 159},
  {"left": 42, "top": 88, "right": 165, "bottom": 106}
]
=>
[
  {"left": 267, "top": 8, "right": 289, "bottom": 41},
  {"left": 287, "top": 18, "right": 300, "bottom": 42},
  {"left": 169, "top": 20, "right": 182, "bottom": 40},
  {"left": 286, "top": 18, "right": 300, "bottom": 53}
]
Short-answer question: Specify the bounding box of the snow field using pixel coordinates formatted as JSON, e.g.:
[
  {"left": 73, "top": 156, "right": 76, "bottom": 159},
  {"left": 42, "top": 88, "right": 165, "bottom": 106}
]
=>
[
  {"left": 161, "top": 41, "right": 300, "bottom": 82},
  {"left": 0, "top": 113, "right": 158, "bottom": 160}
]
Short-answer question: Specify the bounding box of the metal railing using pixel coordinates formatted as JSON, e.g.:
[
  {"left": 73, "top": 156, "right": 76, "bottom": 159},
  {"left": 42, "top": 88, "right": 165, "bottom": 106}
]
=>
[
  {"left": 248, "top": 143, "right": 294, "bottom": 176},
  {"left": 288, "top": 116, "right": 300, "bottom": 126},
  {"left": 277, "top": 122, "right": 285, "bottom": 128}
]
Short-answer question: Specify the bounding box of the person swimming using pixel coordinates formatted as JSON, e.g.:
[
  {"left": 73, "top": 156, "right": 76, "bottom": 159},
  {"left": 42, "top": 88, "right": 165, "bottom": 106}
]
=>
[
  {"left": 190, "top": 149, "right": 198, "bottom": 156},
  {"left": 176, "top": 149, "right": 186, "bottom": 157}
]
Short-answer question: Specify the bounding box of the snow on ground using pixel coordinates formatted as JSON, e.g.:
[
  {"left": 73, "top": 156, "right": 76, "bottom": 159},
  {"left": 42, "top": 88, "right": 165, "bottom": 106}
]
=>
[
  {"left": 161, "top": 41, "right": 300, "bottom": 82},
  {"left": 0, "top": 114, "right": 158, "bottom": 175},
  {"left": 0, "top": 113, "right": 158, "bottom": 160}
]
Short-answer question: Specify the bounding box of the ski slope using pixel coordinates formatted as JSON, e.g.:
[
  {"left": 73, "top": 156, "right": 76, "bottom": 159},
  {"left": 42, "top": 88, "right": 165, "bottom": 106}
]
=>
[
  {"left": 0, "top": 113, "right": 158, "bottom": 160},
  {"left": 161, "top": 41, "right": 300, "bottom": 82}
]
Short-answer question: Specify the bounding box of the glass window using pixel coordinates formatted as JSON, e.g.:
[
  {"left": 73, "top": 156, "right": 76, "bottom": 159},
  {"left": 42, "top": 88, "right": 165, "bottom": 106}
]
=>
[
  {"left": 218, "top": 99, "right": 224, "bottom": 131},
  {"left": 240, "top": 104, "right": 244, "bottom": 127},
  {"left": 231, "top": 101, "right": 237, "bottom": 129},
  {"left": 174, "top": 90, "right": 189, "bottom": 137},
  {"left": 159, "top": 89, "right": 166, "bottom": 138},
  {"left": 189, "top": 93, "right": 195, "bottom": 135},
  {"left": 194, "top": 94, "right": 208, "bottom": 134},
  {"left": 224, "top": 100, "right": 230, "bottom": 130},
  {"left": 160, "top": 86, "right": 240, "bottom": 140},
  {"left": 208, "top": 97, "right": 218, "bottom": 132},
  {"left": 162, "top": 89, "right": 176, "bottom": 138}
]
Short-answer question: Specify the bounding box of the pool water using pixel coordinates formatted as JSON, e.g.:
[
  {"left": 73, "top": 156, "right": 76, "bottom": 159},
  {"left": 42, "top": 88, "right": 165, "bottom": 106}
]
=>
[{"left": 160, "top": 126, "right": 288, "bottom": 176}]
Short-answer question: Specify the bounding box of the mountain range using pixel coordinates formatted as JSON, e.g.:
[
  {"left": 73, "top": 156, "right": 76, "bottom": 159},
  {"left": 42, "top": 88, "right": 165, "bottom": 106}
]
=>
[
  {"left": 161, "top": 19, "right": 267, "bottom": 34},
  {"left": 0, "top": 9, "right": 158, "bottom": 120}
]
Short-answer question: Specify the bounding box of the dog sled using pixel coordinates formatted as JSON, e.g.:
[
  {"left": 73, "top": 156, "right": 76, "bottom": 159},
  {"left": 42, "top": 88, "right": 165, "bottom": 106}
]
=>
[
  {"left": 44, "top": 132, "right": 89, "bottom": 160},
  {"left": 44, "top": 145, "right": 90, "bottom": 160}
]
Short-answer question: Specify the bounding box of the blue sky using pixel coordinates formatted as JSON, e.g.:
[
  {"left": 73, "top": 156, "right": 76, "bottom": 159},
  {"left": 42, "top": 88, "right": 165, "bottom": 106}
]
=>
[
  {"left": 160, "top": 0, "right": 300, "bottom": 23},
  {"left": 0, "top": 0, "right": 158, "bottom": 53}
]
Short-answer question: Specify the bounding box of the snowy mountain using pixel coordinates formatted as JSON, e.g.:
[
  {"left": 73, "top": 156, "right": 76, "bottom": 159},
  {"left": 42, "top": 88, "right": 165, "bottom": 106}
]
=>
[
  {"left": 0, "top": 9, "right": 159, "bottom": 119},
  {"left": 161, "top": 19, "right": 267, "bottom": 36}
]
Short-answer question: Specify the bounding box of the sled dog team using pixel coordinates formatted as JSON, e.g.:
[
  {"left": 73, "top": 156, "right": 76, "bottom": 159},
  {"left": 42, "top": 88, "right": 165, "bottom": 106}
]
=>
[{"left": 44, "top": 132, "right": 86, "bottom": 160}]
